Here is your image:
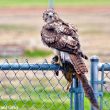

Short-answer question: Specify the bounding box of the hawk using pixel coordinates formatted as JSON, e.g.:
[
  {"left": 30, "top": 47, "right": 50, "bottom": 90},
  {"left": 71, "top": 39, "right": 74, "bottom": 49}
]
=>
[{"left": 41, "top": 9, "right": 99, "bottom": 109}]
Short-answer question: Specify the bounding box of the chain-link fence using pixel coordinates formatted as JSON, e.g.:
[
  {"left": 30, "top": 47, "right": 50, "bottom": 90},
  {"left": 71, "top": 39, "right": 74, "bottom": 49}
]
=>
[
  {"left": 90, "top": 56, "right": 110, "bottom": 110},
  {"left": 99, "top": 63, "right": 110, "bottom": 110},
  {"left": 2, "top": 57, "right": 110, "bottom": 110},
  {"left": 0, "top": 59, "right": 76, "bottom": 110}
]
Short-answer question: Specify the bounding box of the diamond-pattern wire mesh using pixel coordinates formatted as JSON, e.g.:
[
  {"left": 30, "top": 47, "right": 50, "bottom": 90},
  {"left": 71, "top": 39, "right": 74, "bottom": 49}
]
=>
[
  {"left": 0, "top": 60, "right": 71, "bottom": 110},
  {"left": 99, "top": 63, "right": 110, "bottom": 110}
]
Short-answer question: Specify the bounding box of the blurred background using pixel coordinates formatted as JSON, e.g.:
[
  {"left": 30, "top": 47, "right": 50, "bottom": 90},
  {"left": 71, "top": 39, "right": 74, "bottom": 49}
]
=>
[
  {"left": 0, "top": 0, "right": 110, "bottom": 63},
  {"left": 0, "top": 1, "right": 110, "bottom": 110}
]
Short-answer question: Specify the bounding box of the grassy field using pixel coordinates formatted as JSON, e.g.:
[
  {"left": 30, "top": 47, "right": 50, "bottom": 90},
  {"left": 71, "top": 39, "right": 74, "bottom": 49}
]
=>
[
  {"left": 0, "top": 84, "right": 109, "bottom": 110},
  {"left": 24, "top": 50, "right": 52, "bottom": 57},
  {"left": 0, "top": 82, "right": 90, "bottom": 110},
  {"left": 0, "top": 0, "right": 110, "bottom": 8},
  {"left": 0, "top": 71, "right": 109, "bottom": 110}
]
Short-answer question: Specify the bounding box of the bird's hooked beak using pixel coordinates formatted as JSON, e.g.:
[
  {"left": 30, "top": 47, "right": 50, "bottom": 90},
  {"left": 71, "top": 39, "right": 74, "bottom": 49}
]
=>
[{"left": 48, "top": 12, "right": 54, "bottom": 17}]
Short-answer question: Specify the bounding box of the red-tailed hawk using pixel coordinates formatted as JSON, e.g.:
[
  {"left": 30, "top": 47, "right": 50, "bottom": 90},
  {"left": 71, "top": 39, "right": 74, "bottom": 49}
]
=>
[{"left": 41, "top": 9, "right": 99, "bottom": 109}]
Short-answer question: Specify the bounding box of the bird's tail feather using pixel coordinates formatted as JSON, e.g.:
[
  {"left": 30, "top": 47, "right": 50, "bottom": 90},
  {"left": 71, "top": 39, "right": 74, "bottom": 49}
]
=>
[
  {"left": 70, "top": 55, "right": 88, "bottom": 74},
  {"left": 76, "top": 74, "right": 99, "bottom": 110}
]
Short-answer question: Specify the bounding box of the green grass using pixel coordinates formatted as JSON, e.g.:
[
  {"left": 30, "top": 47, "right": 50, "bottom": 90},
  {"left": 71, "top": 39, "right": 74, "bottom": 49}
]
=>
[
  {"left": 0, "top": 76, "right": 109, "bottom": 110},
  {"left": 0, "top": 87, "right": 109, "bottom": 110},
  {"left": 0, "top": 82, "right": 109, "bottom": 110},
  {"left": 24, "top": 50, "right": 52, "bottom": 57},
  {"left": 0, "top": 83, "right": 71, "bottom": 110},
  {"left": 0, "top": 0, "right": 110, "bottom": 8},
  {"left": 0, "top": 90, "right": 82, "bottom": 110},
  {"left": 0, "top": 100, "right": 70, "bottom": 110},
  {"left": 0, "top": 49, "right": 52, "bottom": 58}
]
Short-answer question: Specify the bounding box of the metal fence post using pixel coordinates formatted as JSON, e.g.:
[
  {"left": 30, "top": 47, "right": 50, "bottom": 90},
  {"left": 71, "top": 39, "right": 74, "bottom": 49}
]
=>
[
  {"left": 78, "top": 81, "right": 84, "bottom": 110},
  {"left": 70, "top": 81, "right": 74, "bottom": 110},
  {"left": 48, "top": 0, "right": 54, "bottom": 9},
  {"left": 90, "top": 56, "right": 99, "bottom": 110},
  {"left": 70, "top": 77, "right": 84, "bottom": 110}
]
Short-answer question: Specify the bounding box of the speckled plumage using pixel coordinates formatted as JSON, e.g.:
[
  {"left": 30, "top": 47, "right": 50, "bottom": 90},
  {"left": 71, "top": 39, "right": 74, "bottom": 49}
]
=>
[
  {"left": 41, "top": 9, "right": 88, "bottom": 74},
  {"left": 41, "top": 9, "right": 99, "bottom": 109}
]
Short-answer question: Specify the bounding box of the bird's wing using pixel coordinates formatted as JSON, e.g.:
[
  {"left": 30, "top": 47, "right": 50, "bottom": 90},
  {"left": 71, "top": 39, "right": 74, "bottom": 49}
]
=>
[
  {"left": 42, "top": 24, "right": 78, "bottom": 45},
  {"left": 52, "top": 35, "right": 80, "bottom": 54},
  {"left": 41, "top": 24, "right": 80, "bottom": 54},
  {"left": 57, "top": 19, "right": 78, "bottom": 35}
]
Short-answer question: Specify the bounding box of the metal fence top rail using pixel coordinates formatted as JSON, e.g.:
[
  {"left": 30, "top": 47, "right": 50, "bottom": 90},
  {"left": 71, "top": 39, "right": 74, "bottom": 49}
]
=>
[
  {"left": 0, "top": 63, "right": 62, "bottom": 71},
  {"left": 98, "top": 63, "right": 110, "bottom": 71},
  {"left": 90, "top": 56, "right": 110, "bottom": 71}
]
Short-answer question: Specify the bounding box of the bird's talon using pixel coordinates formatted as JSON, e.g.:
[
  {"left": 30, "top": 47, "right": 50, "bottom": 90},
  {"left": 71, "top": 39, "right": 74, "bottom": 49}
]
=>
[{"left": 51, "top": 55, "right": 59, "bottom": 64}]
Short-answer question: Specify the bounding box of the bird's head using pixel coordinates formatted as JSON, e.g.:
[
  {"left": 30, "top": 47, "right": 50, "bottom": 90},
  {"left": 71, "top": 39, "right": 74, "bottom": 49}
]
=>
[{"left": 43, "top": 9, "right": 58, "bottom": 23}]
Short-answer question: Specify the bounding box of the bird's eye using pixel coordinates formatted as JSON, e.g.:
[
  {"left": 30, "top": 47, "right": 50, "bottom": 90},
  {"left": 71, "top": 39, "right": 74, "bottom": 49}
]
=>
[{"left": 46, "top": 13, "right": 48, "bottom": 16}]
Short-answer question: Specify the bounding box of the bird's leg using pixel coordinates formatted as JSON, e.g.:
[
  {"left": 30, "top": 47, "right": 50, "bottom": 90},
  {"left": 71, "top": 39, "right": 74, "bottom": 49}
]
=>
[
  {"left": 62, "top": 61, "right": 75, "bottom": 91},
  {"left": 52, "top": 50, "right": 62, "bottom": 66},
  {"left": 51, "top": 55, "right": 59, "bottom": 64},
  {"left": 66, "top": 81, "right": 72, "bottom": 90},
  {"left": 55, "top": 50, "right": 63, "bottom": 66},
  {"left": 51, "top": 50, "right": 63, "bottom": 76},
  {"left": 51, "top": 55, "right": 59, "bottom": 76}
]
